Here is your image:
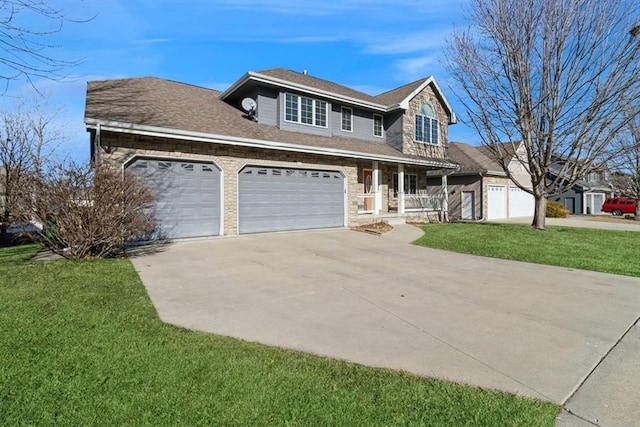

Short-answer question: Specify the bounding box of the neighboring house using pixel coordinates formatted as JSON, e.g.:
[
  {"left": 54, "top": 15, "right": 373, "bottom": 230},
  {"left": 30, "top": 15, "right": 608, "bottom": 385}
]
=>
[
  {"left": 547, "top": 164, "right": 612, "bottom": 214},
  {"left": 432, "top": 142, "right": 534, "bottom": 221},
  {"left": 84, "top": 68, "right": 459, "bottom": 238}
]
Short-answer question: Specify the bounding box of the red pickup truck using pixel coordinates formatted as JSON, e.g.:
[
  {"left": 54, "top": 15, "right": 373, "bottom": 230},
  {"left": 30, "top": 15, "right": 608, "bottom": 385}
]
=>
[{"left": 601, "top": 197, "right": 637, "bottom": 216}]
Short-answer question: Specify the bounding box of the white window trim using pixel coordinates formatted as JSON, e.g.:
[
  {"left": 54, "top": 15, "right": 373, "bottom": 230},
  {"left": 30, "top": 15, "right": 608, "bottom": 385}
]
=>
[
  {"left": 373, "top": 114, "right": 383, "bottom": 137},
  {"left": 283, "top": 92, "right": 328, "bottom": 128},
  {"left": 392, "top": 173, "right": 417, "bottom": 198},
  {"left": 341, "top": 106, "right": 353, "bottom": 132},
  {"left": 415, "top": 114, "right": 439, "bottom": 145}
]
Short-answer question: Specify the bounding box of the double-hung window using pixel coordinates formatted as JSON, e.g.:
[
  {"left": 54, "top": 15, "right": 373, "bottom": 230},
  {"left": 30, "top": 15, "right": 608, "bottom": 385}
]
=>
[
  {"left": 284, "top": 93, "right": 327, "bottom": 127},
  {"left": 392, "top": 173, "right": 417, "bottom": 198},
  {"left": 373, "top": 114, "right": 383, "bottom": 137},
  {"left": 341, "top": 107, "right": 353, "bottom": 132},
  {"left": 415, "top": 102, "right": 439, "bottom": 144}
]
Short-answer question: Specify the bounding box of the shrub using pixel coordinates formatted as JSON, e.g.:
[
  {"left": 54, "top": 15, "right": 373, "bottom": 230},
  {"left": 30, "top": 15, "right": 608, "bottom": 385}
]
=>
[
  {"left": 26, "top": 162, "right": 156, "bottom": 258},
  {"left": 546, "top": 200, "right": 569, "bottom": 218}
]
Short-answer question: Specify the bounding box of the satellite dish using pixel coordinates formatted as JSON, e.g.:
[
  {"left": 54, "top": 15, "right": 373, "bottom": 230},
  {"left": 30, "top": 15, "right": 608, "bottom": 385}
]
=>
[{"left": 241, "top": 97, "right": 257, "bottom": 113}]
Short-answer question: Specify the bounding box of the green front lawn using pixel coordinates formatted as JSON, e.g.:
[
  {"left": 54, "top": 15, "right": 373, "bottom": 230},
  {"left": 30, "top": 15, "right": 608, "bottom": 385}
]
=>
[
  {"left": 416, "top": 223, "right": 640, "bottom": 277},
  {"left": 0, "top": 245, "right": 559, "bottom": 426}
]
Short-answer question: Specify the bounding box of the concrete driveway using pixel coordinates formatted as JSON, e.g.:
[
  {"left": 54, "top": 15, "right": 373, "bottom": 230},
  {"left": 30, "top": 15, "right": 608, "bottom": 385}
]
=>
[{"left": 131, "top": 225, "right": 640, "bottom": 425}]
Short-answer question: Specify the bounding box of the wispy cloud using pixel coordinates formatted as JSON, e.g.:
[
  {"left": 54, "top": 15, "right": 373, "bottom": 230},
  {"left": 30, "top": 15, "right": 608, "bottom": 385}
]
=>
[
  {"left": 362, "top": 29, "right": 452, "bottom": 55},
  {"left": 394, "top": 55, "right": 440, "bottom": 80}
]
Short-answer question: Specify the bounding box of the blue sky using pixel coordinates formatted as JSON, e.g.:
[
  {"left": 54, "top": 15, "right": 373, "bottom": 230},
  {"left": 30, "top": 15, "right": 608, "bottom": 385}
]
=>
[{"left": 1, "top": 0, "right": 478, "bottom": 162}]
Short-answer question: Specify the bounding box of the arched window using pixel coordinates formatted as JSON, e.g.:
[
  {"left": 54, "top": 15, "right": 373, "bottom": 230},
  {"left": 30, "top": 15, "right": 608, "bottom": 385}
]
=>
[{"left": 415, "top": 102, "right": 439, "bottom": 144}]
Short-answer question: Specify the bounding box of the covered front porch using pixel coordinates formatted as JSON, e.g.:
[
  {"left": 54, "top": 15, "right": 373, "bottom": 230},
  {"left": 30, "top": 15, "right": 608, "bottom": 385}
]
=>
[{"left": 355, "top": 160, "right": 452, "bottom": 222}]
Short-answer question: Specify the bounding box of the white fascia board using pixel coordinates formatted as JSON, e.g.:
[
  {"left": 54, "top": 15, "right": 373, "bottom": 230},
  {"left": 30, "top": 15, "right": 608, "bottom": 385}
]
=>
[
  {"left": 85, "top": 118, "right": 456, "bottom": 169},
  {"left": 221, "top": 71, "right": 389, "bottom": 113},
  {"left": 398, "top": 77, "right": 458, "bottom": 124}
]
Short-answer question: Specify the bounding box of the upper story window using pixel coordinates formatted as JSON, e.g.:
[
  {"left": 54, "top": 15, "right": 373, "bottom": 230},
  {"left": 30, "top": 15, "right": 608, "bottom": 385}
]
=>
[
  {"left": 415, "top": 102, "right": 439, "bottom": 144},
  {"left": 285, "top": 93, "right": 327, "bottom": 127},
  {"left": 373, "top": 114, "right": 383, "bottom": 137},
  {"left": 341, "top": 107, "right": 353, "bottom": 132}
]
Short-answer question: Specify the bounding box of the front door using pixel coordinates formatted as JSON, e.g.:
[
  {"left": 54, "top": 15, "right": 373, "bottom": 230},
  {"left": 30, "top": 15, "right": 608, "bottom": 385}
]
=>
[
  {"left": 564, "top": 197, "right": 575, "bottom": 214},
  {"left": 363, "top": 169, "right": 374, "bottom": 211}
]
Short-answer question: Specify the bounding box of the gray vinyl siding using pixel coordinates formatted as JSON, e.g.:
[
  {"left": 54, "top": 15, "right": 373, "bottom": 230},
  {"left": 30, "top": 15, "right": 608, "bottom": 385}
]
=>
[
  {"left": 550, "top": 186, "right": 583, "bottom": 214},
  {"left": 279, "top": 91, "right": 332, "bottom": 137},
  {"left": 330, "top": 105, "right": 385, "bottom": 142},
  {"left": 256, "top": 88, "right": 278, "bottom": 126},
  {"left": 385, "top": 111, "right": 403, "bottom": 151}
]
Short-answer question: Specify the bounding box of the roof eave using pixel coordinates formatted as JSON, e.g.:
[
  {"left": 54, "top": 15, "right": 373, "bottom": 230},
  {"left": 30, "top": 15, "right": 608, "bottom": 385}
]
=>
[{"left": 85, "top": 118, "right": 456, "bottom": 169}]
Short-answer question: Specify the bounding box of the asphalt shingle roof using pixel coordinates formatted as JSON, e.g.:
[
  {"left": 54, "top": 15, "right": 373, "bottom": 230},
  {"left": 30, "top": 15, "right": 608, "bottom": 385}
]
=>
[
  {"left": 447, "top": 142, "right": 505, "bottom": 175},
  {"left": 374, "top": 79, "right": 426, "bottom": 106},
  {"left": 257, "top": 68, "right": 383, "bottom": 105}
]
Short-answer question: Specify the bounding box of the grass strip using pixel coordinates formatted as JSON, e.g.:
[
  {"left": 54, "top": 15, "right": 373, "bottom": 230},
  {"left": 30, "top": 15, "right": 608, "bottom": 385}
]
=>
[{"left": 416, "top": 223, "right": 640, "bottom": 277}]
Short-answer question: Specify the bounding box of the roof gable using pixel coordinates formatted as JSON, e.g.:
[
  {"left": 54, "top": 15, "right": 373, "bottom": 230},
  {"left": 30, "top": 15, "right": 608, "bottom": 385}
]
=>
[
  {"left": 221, "top": 68, "right": 457, "bottom": 121},
  {"left": 221, "top": 68, "right": 387, "bottom": 111}
]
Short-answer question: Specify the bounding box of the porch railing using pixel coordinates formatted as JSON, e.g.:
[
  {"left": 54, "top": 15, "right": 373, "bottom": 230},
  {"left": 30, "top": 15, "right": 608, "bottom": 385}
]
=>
[
  {"left": 404, "top": 192, "right": 446, "bottom": 212},
  {"left": 357, "top": 191, "right": 446, "bottom": 214},
  {"left": 357, "top": 194, "right": 375, "bottom": 213}
]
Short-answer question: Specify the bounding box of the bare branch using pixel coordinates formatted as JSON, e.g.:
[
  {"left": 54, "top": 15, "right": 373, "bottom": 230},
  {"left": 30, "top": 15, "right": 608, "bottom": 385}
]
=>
[{"left": 0, "top": 0, "right": 90, "bottom": 92}]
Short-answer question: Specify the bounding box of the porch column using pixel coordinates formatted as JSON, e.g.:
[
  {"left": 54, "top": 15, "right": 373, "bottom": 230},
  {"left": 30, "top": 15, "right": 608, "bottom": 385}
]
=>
[
  {"left": 398, "top": 164, "right": 405, "bottom": 214},
  {"left": 441, "top": 172, "right": 449, "bottom": 222},
  {"left": 373, "top": 161, "right": 380, "bottom": 214}
]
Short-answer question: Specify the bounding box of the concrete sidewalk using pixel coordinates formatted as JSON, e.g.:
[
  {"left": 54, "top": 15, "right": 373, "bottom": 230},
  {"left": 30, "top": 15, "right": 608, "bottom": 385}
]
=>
[{"left": 131, "top": 225, "right": 640, "bottom": 425}]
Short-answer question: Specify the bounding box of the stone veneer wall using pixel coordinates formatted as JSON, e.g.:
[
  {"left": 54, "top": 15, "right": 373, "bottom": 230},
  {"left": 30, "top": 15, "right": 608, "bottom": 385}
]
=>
[
  {"left": 98, "top": 132, "right": 359, "bottom": 236},
  {"left": 401, "top": 84, "right": 449, "bottom": 159}
]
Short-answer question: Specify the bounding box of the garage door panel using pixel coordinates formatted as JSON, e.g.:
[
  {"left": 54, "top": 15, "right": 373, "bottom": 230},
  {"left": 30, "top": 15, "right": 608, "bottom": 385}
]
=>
[
  {"left": 239, "top": 166, "right": 344, "bottom": 234},
  {"left": 487, "top": 185, "right": 506, "bottom": 220},
  {"left": 127, "top": 159, "right": 221, "bottom": 239},
  {"left": 509, "top": 187, "right": 534, "bottom": 218}
]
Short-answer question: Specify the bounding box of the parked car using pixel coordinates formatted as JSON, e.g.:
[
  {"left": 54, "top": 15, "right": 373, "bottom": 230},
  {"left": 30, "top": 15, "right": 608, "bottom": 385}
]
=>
[{"left": 601, "top": 197, "right": 637, "bottom": 216}]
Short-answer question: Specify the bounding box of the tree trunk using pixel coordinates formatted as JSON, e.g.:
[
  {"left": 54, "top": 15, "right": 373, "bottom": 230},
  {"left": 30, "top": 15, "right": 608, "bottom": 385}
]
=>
[
  {"left": 532, "top": 195, "right": 547, "bottom": 230},
  {"left": 635, "top": 198, "right": 640, "bottom": 221}
]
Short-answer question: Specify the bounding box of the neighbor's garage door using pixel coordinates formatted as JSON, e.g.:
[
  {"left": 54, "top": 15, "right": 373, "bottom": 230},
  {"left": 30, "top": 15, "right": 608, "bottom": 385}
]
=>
[
  {"left": 487, "top": 185, "right": 507, "bottom": 220},
  {"left": 508, "top": 187, "right": 534, "bottom": 218},
  {"left": 126, "top": 158, "right": 221, "bottom": 239},
  {"left": 238, "top": 166, "right": 344, "bottom": 234}
]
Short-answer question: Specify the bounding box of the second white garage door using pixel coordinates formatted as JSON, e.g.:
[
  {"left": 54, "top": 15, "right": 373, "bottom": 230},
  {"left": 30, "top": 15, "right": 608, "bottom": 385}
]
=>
[
  {"left": 508, "top": 187, "right": 534, "bottom": 218},
  {"left": 487, "top": 185, "right": 507, "bottom": 220},
  {"left": 238, "top": 166, "right": 345, "bottom": 234}
]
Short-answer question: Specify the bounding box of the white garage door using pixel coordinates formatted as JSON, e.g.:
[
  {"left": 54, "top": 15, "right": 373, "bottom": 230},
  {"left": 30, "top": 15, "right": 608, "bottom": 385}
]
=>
[
  {"left": 238, "top": 166, "right": 345, "bottom": 234},
  {"left": 126, "top": 159, "right": 221, "bottom": 239},
  {"left": 508, "top": 187, "right": 534, "bottom": 218},
  {"left": 487, "top": 185, "right": 507, "bottom": 220}
]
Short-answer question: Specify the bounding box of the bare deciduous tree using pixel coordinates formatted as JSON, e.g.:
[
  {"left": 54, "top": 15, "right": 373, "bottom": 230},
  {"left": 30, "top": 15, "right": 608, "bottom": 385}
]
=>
[
  {"left": 30, "top": 162, "right": 156, "bottom": 258},
  {"left": 0, "top": 0, "right": 87, "bottom": 90},
  {"left": 446, "top": 0, "right": 640, "bottom": 229},
  {"left": 0, "top": 97, "right": 61, "bottom": 244},
  {"left": 608, "top": 115, "right": 640, "bottom": 219}
]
